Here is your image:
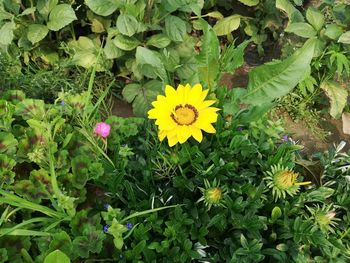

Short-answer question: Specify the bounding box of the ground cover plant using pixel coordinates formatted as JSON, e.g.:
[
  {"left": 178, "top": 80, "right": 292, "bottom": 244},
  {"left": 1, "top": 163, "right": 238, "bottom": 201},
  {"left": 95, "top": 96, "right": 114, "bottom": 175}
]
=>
[{"left": 1, "top": 0, "right": 350, "bottom": 262}]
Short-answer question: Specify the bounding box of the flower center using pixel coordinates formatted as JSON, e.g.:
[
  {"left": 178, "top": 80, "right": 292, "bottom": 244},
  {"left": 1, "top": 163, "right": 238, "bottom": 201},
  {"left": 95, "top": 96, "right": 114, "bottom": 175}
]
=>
[{"left": 171, "top": 104, "right": 198, "bottom": 125}]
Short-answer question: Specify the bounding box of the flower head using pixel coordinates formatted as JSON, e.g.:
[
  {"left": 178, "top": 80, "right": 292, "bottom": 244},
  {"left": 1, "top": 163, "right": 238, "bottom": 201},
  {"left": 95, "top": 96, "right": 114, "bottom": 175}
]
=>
[
  {"left": 281, "top": 134, "right": 289, "bottom": 142},
  {"left": 126, "top": 222, "right": 133, "bottom": 230},
  {"left": 197, "top": 179, "right": 226, "bottom": 210},
  {"left": 148, "top": 84, "right": 219, "bottom": 147},
  {"left": 103, "top": 224, "right": 109, "bottom": 233},
  {"left": 265, "top": 164, "right": 311, "bottom": 201},
  {"left": 307, "top": 205, "right": 340, "bottom": 234},
  {"left": 94, "top": 122, "right": 111, "bottom": 138}
]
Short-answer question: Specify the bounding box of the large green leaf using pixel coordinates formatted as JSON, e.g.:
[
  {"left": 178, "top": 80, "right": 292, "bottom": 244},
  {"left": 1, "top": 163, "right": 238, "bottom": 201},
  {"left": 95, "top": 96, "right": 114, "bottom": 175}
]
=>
[
  {"left": 146, "top": 34, "right": 171, "bottom": 48},
  {"left": 242, "top": 39, "right": 316, "bottom": 105},
  {"left": 321, "top": 81, "right": 348, "bottom": 119},
  {"left": 117, "top": 14, "right": 139, "bottom": 37},
  {"left": 237, "top": 0, "right": 259, "bottom": 6},
  {"left": 0, "top": 21, "right": 15, "bottom": 45},
  {"left": 196, "top": 21, "right": 220, "bottom": 89},
  {"left": 27, "top": 24, "right": 49, "bottom": 44},
  {"left": 285, "top": 22, "right": 317, "bottom": 38},
  {"left": 306, "top": 7, "right": 324, "bottom": 31},
  {"left": 122, "top": 80, "right": 163, "bottom": 116},
  {"left": 113, "top": 35, "right": 140, "bottom": 51},
  {"left": 324, "top": 24, "right": 343, "bottom": 40},
  {"left": 135, "top": 47, "right": 167, "bottom": 81},
  {"left": 37, "top": 0, "right": 58, "bottom": 18},
  {"left": 164, "top": 15, "right": 187, "bottom": 42},
  {"left": 276, "top": 0, "right": 304, "bottom": 24},
  {"left": 47, "top": 4, "right": 77, "bottom": 31},
  {"left": 213, "top": 15, "right": 240, "bottom": 36},
  {"left": 44, "top": 250, "right": 70, "bottom": 263},
  {"left": 85, "top": 0, "right": 120, "bottom": 16},
  {"left": 338, "top": 31, "right": 350, "bottom": 44}
]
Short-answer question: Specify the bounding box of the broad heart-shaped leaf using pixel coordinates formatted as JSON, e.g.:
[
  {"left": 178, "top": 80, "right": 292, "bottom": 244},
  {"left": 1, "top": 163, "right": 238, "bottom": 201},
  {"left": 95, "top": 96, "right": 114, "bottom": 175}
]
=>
[
  {"left": 44, "top": 250, "right": 70, "bottom": 263},
  {"left": 285, "top": 22, "right": 317, "bottom": 38},
  {"left": 196, "top": 21, "right": 220, "bottom": 89},
  {"left": 0, "top": 21, "right": 15, "bottom": 45},
  {"left": 47, "top": 4, "right": 77, "bottom": 31},
  {"left": 164, "top": 15, "right": 187, "bottom": 42},
  {"left": 321, "top": 81, "right": 348, "bottom": 119},
  {"left": 242, "top": 38, "right": 316, "bottom": 105},
  {"left": 103, "top": 38, "right": 124, "bottom": 59},
  {"left": 338, "top": 31, "right": 350, "bottom": 44},
  {"left": 117, "top": 14, "right": 139, "bottom": 37},
  {"left": 306, "top": 7, "right": 324, "bottom": 31},
  {"left": 213, "top": 15, "right": 240, "bottom": 36},
  {"left": 85, "top": 0, "right": 120, "bottom": 16},
  {"left": 27, "top": 24, "right": 49, "bottom": 44},
  {"left": 238, "top": 0, "right": 259, "bottom": 6}
]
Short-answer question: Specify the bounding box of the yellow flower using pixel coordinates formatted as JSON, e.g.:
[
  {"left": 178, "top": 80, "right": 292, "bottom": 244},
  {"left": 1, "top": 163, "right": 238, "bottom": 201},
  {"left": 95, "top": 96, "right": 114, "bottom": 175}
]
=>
[{"left": 148, "top": 83, "right": 219, "bottom": 147}]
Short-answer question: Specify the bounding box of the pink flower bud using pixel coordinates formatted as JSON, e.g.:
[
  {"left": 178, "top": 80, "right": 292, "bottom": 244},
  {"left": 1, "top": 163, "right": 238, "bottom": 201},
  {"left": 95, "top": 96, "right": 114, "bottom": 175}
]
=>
[{"left": 94, "top": 122, "right": 111, "bottom": 138}]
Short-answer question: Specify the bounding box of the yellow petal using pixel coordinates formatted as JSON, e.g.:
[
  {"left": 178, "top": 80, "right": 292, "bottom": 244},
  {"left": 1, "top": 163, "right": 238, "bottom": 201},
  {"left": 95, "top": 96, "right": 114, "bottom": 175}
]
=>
[
  {"left": 200, "top": 89, "right": 209, "bottom": 101},
  {"left": 168, "top": 134, "right": 178, "bottom": 147},
  {"left": 188, "top": 83, "right": 203, "bottom": 105},
  {"left": 198, "top": 100, "right": 216, "bottom": 109},
  {"left": 195, "top": 121, "right": 216, "bottom": 133},
  {"left": 198, "top": 108, "right": 219, "bottom": 123},
  {"left": 177, "top": 125, "right": 191, "bottom": 144},
  {"left": 190, "top": 126, "right": 203, "bottom": 142},
  {"left": 158, "top": 130, "right": 167, "bottom": 141}
]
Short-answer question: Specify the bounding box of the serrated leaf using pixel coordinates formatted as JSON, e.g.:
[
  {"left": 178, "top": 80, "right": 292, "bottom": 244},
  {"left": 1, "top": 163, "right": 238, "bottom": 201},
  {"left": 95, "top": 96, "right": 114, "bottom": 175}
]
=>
[
  {"left": 85, "top": 0, "right": 120, "bottom": 16},
  {"left": 122, "top": 84, "right": 141, "bottom": 103},
  {"left": 285, "top": 22, "right": 317, "bottom": 38},
  {"left": 135, "top": 47, "right": 167, "bottom": 80},
  {"left": 27, "top": 24, "right": 49, "bottom": 44},
  {"left": 306, "top": 8, "right": 324, "bottom": 31},
  {"left": 338, "top": 31, "right": 350, "bottom": 44},
  {"left": 44, "top": 250, "right": 70, "bottom": 263},
  {"left": 213, "top": 15, "right": 240, "bottom": 36},
  {"left": 146, "top": 34, "right": 171, "bottom": 48},
  {"left": 47, "top": 4, "right": 77, "bottom": 31},
  {"left": 113, "top": 35, "right": 140, "bottom": 51},
  {"left": 164, "top": 15, "right": 187, "bottom": 42},
  {"left": 321, "top": 81, "right": 347, "bottom": 119},
  {"left": 117, "top": 14, "right": 139, "bottom": 37},
  {"left": 242, "top": 39, "right": 316, "bottom": 105}
]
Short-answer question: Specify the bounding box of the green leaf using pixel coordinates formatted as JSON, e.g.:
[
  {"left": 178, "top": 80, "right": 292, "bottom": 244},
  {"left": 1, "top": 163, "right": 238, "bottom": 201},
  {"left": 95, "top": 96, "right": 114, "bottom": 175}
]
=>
[
  {"left": 213, "top": 15, "right": 240, "bottom": 36},
  {"left": 47, "top": 4, "right": 77, "bottom": 31},
  {"left": 306, "top": 8, "right": 324, "bottom": 31},
  {"left": 117, "top": 14, "right": 139, "bottom": 37},
  {"left": 122, "top": 80, "right": 163, "bottom": 117},
  {"left": 37, "top": 0, "right": 58, "bottom": 18},
  {"left": 85, "top": 0, "right": 120, "bottom": 16},
  {"left": 113, "top": 35, "right": 140, "bottom": 51},
  {"left": 220, "top": 40, "right": 250, "bottom": 72},
  {"left": 44, "top": 250, "right": 70, "bottom": 263},
  {"left": 20, "top": 7, "right": 36, "bottom": 16},
  {"left": 324, "top": 24, "right": 343, "bottom": 40},
  {"left": 196, "top": 21, "right": 220, "bottom": 89},
  {"left": 146, "top": 34, "right": 171, "bottom": 48},
  {"left": 164, "top": 15, "right": 187, "bottom": 42},
  {"left": 0, "top": 21, "right": 15, "bottom": 45},
  {"left": 104, "top": 38, "right": 124, "bottom": 59},
  {"left": 321, "top": 81, "right": 347, "bottom": 119},
  {"left": 276, "top": 0, "right": 304, "bottom": 24},
  {"left": 285, "top": 22, "right": 317, "bottom": 38},
  {"left": 237, "top": 0, "right": 259, "bottom": 6},
  {"left": 242, "top": 39, "right": 316, "bottom": 105},
  {"left": 338, "top": 31, "right": 350, "bottom": 44},
  {"left": 27, "top": 24, "right": 49, "bottom": 44},
  {"left": 135, "top": 47, "right": 167, "bottom": 81}
]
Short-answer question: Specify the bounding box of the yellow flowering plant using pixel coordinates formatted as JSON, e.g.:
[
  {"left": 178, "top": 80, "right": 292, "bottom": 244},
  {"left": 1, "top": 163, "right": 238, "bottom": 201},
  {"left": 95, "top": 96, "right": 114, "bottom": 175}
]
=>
[{"left": 147, "top": 83, "right": 219, "bottom": 147}]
